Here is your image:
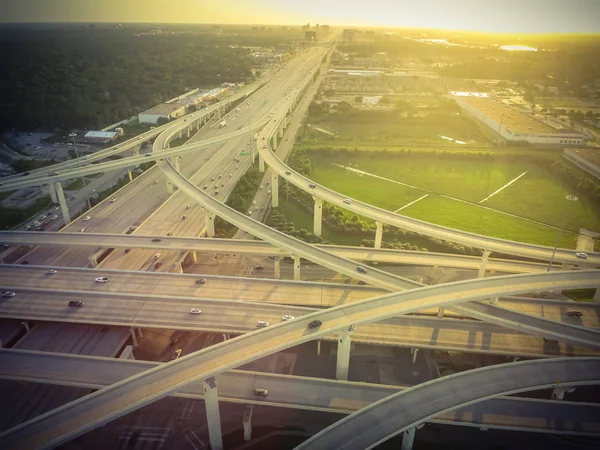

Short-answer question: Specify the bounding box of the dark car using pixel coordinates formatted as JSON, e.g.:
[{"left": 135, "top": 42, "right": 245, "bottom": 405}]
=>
[
  {"left": 155, "top": 262, "right": 163, "bottom": 269},
  {"left": 151, "top": 238, "right": 161, "bottom": 242},
  {"left": 196, "top": 278, "right": 207, "bottom": 285},
  {"left": 543, "top": 337, "right": 558, "bottom": 344},
  {"left": 285, "top": 171, "right": 291, "bottom": 175},
  {"left": 255, "top": 265, "right": 264, "bottom": 270},
  {"left": 567, "top": 310, "right": 583, "bottom": 317},
  {"left": 308, "top": 320, "right": 322, "bottom": 329},
  {"left": 68, "top": 300, "right": 84, "bottom": 307},
  {"left": 21, "top": 172, "right": 30, "bottom": 177},
  {"left": 20, "top": 260, "right": 29, "bottom": 265},
  {"left": 308, "top": 183, "right": 316, "bottom": 189},
  {"left": 356, "top": 265, "right": 368, "bottom": 274},
  {"left": 124, "top": 248, "right": 131, "bottom": 253}
]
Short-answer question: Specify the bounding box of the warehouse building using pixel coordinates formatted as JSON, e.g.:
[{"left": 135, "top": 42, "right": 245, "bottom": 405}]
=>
[
  {"left": 451, "top": 92, "right": 584, "bottom": 146},
  {"left": 138, "top": 103, "right": 187, "bottom": 125}
]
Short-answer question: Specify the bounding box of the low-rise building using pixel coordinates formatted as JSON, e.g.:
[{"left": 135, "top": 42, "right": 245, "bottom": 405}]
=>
[
  {"left": 83, "top": 130, "right": 121, "bottom": 144},
  {"left": 451, "top": 92, "right": 584, "bottom": 146},
  {"left": 138, "top": 103, "right": 187, "bottom": 125}
]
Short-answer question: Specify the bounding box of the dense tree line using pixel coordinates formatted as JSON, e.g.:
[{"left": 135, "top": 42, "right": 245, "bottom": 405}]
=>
[{"left": 0, "top": 26, "right": 267, "bottom": 131}]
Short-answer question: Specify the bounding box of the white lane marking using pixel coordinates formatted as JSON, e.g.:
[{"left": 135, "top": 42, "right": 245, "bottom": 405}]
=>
[
  {"left": 479, "top": 170, "right": 529, "bottom": 204},
  {"left": 333, "top": 164, "right": 426, "bottom": 191},
  {"left": 394, "top": 194, "right": 429, "bottom": 213}
]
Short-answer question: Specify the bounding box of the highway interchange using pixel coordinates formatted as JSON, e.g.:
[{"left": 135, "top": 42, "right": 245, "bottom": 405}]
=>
[{"left": 0, "top": 35, "right": 599, "bottom": 450}]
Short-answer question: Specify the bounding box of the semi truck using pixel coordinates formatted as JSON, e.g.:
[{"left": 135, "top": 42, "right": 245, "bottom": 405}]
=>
[{"left": 219, "top": 120, "right": 227, "bottom": 128}]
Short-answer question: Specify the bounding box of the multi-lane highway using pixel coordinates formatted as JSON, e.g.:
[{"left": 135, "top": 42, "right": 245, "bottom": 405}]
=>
[
  {"left": 2, "top": 270, "right": 599, "bottom": 449},
  {"left": 297, "top": 358, "right": 600, "bottom": 450},
  {"left": 0, "top": 231, "right": 558, "bottom": 273},
  {"left": 1, "top": 349, "right": 599, "bottom": 436},
  {"left": 3, "top": 284, "right": 598, "bottom": 357}
]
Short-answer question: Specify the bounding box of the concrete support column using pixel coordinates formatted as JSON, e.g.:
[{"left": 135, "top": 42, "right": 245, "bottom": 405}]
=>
[
  {"left": 205, "top": 212, "right": 215, "bottom": 238},
  {"left": 48, "top": 183, "right": 58, "bottom": 203},
  {"left": 273, "top": 256, "right": 281, "bottom": 279},
  {"left": 437, "top": 308, "right": 445, "bottom": 318},
  {"left": 186, "top": 126, "right": 191, "bottom": 138},
  {"left": 489, "top": 296, "right": 499, "bottom": 305},
  {"left": 374, "top": 221, "right": 383, "bottom": 249},
  {"left": 313, "top": 196, "right": 323, "bottom": 237},
  {"left": 317, "top": 340, "right": 321, "bottom": 356},
  {"left": 272, "top": 134, "right": 278, "bottom": 150},
  {"left": 137, "top": 328, "right": 144, "bottom": 338},
  {"left": 478, "top": 250, "right": 491, "bottom": 278},
  {"left": 552, "top": 387, "right": 575, "bottom": 400},
  {"left": 132, "top": 146, "right": 140, "bottom": 156},
  {"left": 54, "top": 182, "right": 70, "bottom": 224},
  {"left": 593, "top": 288, "right": 600, "bottom": 303},
  {"left": 88, "top": 254, "right": 98, "bottom": 268},
  {"left": 130, "top": 328, "right": 138, "bottom": 347},
  {"left": 173, "top": 157, "right": 180, "bottom": 172},
  {"left": 243, "top": 405, "right": 253, "bottom": 441},
  {"left": 278, "top": 125, "right": 284, "bottom": 138},
  {"left": 336, "top": 331, "right": 352, "bottom": 381},
  {"left": 203, "top": 377, "right": 223, "bottom": 450},
  {"left": 292, "top": 255, "right": 301, "bottom": 281},
  {"left": 191, "top": 251, "right": 198, "bottom": 263},
  {"left": 166, "top": 180, "right": 174, "bottom": 194},
  {"left": 412, "top": 348, "right": 419, "bottom": 364},
  {"left": 271, "top": 174, "right": 279, "bottom": 208},
  {"left": 128, "top": 171, "right": 133, "bottom": 181},
  {"left": 259, "top": 153, "right": 265, "bottom": 172},
  {"left": 22, "top": 321, "right": 30, "bottom": 332},
  {"left": 401, "top": 427, "right": 416, "bottom": 450}
]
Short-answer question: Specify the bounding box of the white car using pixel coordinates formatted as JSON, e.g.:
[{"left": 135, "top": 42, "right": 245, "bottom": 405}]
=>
[
  {"left": 83, "top": 216, "right": 91, "bottom": 221},
  {"left": 46, "top": 270, "right": 57, "bottom": 274},
  {"left": 282, "top": 315, "right": 294, "bottom": 321},
  {"left": 84, "top": 155, "right": 91, "bottom": 159},
  {"left": 252, "top": 200, "right": 257, "bottom": 205},
  {"left": 1, "top": 291, "right": 16, "bottom": 298},
  {"left": 575, "top": 252, "right": 588, "bottom": 259},
  {"left": 262, "top": 144, "right": 267, "bottom": 148},
  {"left": 256, "top": 321, "right": 269, "bottom": 328},
  {"left": 343, "top": 198, "right": 352, "bottom": 205},
  {"left": 79, "top": 228, "right": 85, "bottom": 233},
  {"left": 33, "top": 221, "right": 42, "bottom": 227},
  {"left": 95, "top": 277, "right": 110, "bottom": 283},
  {"left": 189, "top": 308, "right": 202, "bottom": 315},
  {"left": 259, "top": 185, "right": 263, "bottom": 190},
  {"left": 154, "top": 252, "right": 161, "bottom": 259},
  {"left": 248, "top": 211, "right": 253, "bottom": 216},
  {"left": 51, "top": 215, "right": 59, "bottom": 220},
  {"left": 186, "top": 205, "right": 191, "bottom": 209},
  {"left": 54, "top": 206, "right": 60, "bottom": 211},
  {"left": 40, "top": 215, "right": 47, "bottom": 220},
  {"left": 110, "top": 197, "right": 117, "bottom": 203}
]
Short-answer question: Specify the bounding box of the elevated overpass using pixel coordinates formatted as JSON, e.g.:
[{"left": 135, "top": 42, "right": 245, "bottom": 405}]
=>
[
  {"left": 0, "top": 231, "right": 556, "bottom": 274},
  {"left": 1, "top": 349, "right": 598, "bottom": 437},
  {"left": 296, "top": 357, "right": 600, "bottom": 450},
  {"left": 2, "top": 270, "right": 599, "bottom": 449},
  {"left": 2, "top": 284, "right": 598, "bottom": 357}
]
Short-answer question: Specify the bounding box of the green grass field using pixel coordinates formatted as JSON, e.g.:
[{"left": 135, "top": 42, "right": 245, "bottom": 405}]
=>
[{"left": 297, "top": 150, "right": 598, "bottom": 247}]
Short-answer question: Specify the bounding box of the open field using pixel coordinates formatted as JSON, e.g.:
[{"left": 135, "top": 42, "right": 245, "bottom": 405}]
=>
[
  {"left": 286, "top": 150, "right": 600, "bottom": 247},
  {"left": 402, "top": 195, "right": 578, "bottom": 247},
  {"left": 308, "top": 106, "right": 491, "bottom": 146}
]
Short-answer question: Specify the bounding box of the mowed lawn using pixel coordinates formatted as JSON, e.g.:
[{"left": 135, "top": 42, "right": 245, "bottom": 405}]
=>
[
  {"left": 485, "top": 167, "right": 600, "bottom": 233},
  {"left": 401, "top": 195, "right": 577, "bottom": 247},
  {"left": 309, "top": 152, "right": 528, "bottom": 203},
  {"left": 303, "top": 151, "right": 597, "bottom": 247}
]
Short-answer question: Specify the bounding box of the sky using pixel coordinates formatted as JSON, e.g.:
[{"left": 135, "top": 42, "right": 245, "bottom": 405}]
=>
[{"left": 1, "top": 0, "right": 599, "bottom": 33}]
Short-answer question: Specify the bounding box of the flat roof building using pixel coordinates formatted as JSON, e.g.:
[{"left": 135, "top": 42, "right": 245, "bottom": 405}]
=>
[
  {"left": 83, "top": 130, "right": 120, "bottom": 144},
  {"left": 138, "top": 103, "right": 187, "bottom": 125},
  {"left": 451, "top": 92, "right": 584, "bottom": 146}
]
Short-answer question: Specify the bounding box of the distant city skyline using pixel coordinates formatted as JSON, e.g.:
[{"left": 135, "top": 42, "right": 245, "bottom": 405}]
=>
[{"left": 1, "top": 0, "right": 599, "bottom": 33}]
